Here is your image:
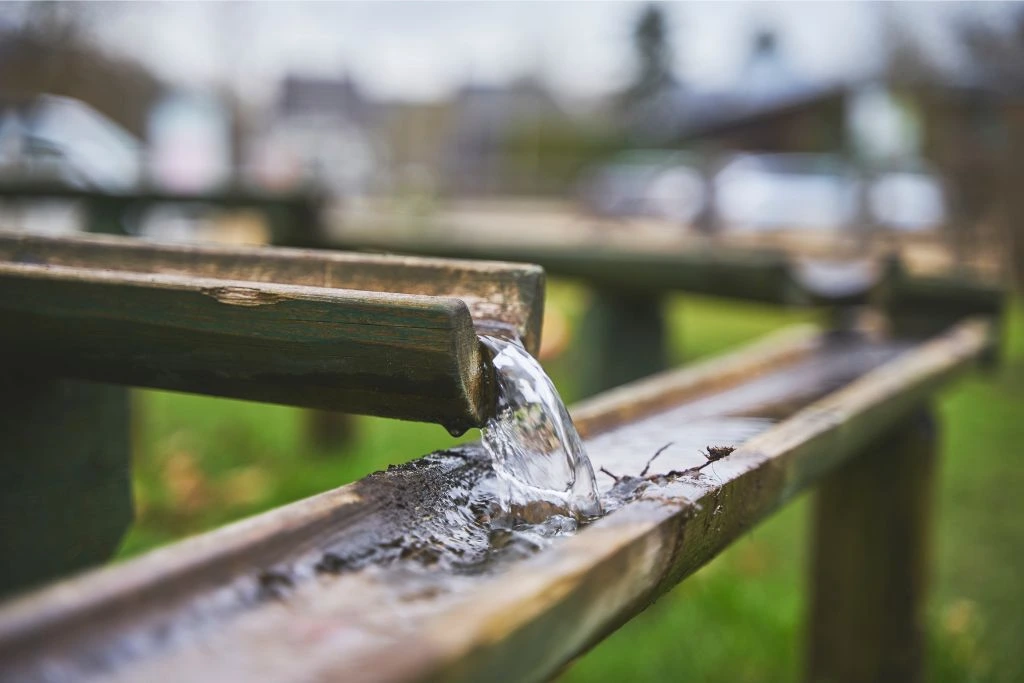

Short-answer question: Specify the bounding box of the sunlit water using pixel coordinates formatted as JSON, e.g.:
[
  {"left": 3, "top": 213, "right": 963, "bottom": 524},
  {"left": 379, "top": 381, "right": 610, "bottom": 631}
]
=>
[{"left": 478, "top": 335, "right": 602, "bottom": 522}]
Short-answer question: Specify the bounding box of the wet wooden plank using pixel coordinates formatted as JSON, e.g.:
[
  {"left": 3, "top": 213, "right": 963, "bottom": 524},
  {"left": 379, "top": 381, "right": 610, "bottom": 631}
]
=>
[
  {"left": 0, "top": 231, "right": 545, "bottom": 355},
  {"left": 571, "top": 323, "right": 822, "bottom": 437},
  {"left": 0, "top": 262, "right": 490, "bottom": 433},
  {"left": 0, "top": 232, "right": 545, "bottom": 432},
  {"left": 358, "top": 321, "right": 987, "bottom": 683},
  {"left": 0, "top": 320, "right": 990, "bottom": 682}
]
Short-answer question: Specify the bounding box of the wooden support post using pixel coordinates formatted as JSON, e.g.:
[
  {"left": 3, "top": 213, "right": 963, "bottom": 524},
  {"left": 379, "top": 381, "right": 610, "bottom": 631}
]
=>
[
  {"left": 0, "top": 376, "right": 132, "bottom": 598},
  {"left": 578, "top": 288, "right": 668, "bottom": 397},
  {"left": 303, "top": 410, "right": 357, "bottom": 451},
  {"left": 84, "top": 196, "right": 129, "bottom": 236},
  {"left": 806, "top": 407, "right": 937, "bottom": 683}
]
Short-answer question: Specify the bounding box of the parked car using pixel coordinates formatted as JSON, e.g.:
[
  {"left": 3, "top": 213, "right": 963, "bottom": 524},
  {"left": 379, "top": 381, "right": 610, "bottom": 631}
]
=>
[
  {"left": 578, "top": 151, "right": 706, "bottom": 224},
  {"left": 715, "top": 153, "right": 860, "bottom": 232},
  {"left": 868, "top": 164, "right": 946, "bottom": 233},
  {"left": 0, "top": 94, "right": 142, "bottom": 191},
  {"left": 715, "top": 152, "right": 946, "bottom": 234}
]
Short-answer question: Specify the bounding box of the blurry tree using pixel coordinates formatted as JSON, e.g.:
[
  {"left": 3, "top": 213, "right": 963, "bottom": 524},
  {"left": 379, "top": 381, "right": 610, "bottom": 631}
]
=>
[
  {"left": 880, "top": 6, "right": 942, "bottom": 86},
  {"left": 621, "top": 4, "right": 674, "bottom": 106},
  {"left": 616, "top": 4, "right": 682, "bottom": 144},
  {"left": 879, "top": 6, "right": 1020, "bottom": 280},
  {"left": 883, "top": 9, "right": 991, "bottom": 270},
  {"left": 0, "top": 2, "right": 164, "bottom": 137},
  {"left": 955, "top": 9, "right": 1024, "bottom": 284},
  {"left": 501, "top": 4, "right": 676, "bottom": 196},
  {"left": 502, "top": 118, "right": 626, "bottom": 196}
]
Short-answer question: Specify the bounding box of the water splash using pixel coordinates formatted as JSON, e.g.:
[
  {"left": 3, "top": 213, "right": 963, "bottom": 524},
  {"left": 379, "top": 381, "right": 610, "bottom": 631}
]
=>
[{"left": 479, "top": 335, "right": 601, "bottom": 520}]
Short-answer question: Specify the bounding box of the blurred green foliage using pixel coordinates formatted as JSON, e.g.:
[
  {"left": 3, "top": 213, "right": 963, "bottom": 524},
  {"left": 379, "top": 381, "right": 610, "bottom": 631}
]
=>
[
  {"left": 501, "top": 120, "right": 629, "bottom": 196},
  {"left": 119, "top": 284, "right": 1022, "bottom": 683}
]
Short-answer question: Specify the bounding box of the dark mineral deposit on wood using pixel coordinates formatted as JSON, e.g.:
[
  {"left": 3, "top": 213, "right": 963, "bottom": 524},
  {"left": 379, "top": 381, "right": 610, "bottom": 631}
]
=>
[{"left": 0, "top": 318, "right": 990, "bottom": 682}]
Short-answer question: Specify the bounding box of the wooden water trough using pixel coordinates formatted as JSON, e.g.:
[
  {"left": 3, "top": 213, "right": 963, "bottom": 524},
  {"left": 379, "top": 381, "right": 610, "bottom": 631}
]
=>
[
  {"left": 0, "top": 231, "right": 542, "bottom": 594},
  {"left": 324, "top": 226, "right": 1005, "bottom": 396},
  {"left": 0, "top": 231, "right": 544, "bottom": 432},
  {"left": 0, "top": 305, "right": 993, "bottom": 683}
]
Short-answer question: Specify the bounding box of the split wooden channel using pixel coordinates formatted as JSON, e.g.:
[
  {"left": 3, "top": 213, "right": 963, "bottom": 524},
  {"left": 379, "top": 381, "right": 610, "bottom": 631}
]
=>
[
  {"left": 0, "top": 313, "right": 993, "bottom": 682},
  {"left": 324, "top": 226, "right": 1005, "bottom": 398},
  {"left": 0, "top": 231, "right": 544, "bottom": 432}
]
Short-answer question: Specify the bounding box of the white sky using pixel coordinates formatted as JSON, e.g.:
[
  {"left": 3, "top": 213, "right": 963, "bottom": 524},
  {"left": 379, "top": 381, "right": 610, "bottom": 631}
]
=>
[{"left": 19, "top": 2, "right": 1016, "bottom": 106}]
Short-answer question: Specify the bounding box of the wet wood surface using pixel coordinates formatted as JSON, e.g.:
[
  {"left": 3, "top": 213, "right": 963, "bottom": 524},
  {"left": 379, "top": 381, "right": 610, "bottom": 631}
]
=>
[
  {"left": 0, "top": 319, "right": 990, "bottom": 682},
  {"left": 0, "top": 232, "right": 545, "bottom": 354},
  {"left": 0, "top": 232, "right": 545, "bottom": 432}
]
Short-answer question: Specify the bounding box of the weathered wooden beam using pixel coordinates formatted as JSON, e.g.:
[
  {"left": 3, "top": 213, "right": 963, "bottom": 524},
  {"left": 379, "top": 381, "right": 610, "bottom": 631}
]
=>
[
  {"left": 0, "top": 232, "right": 545, "bottom": 432},
  {"left": 329, "top": 233, "right": 802, "bottom": 304},
  {"left": 879, "top": 265, "right": 1005, "bottom": 355},
  {"left": 571, "top": 322, "right": 822, "bottom": 437},
  {"left": 806, "top": 408, "right": 936, "bottom": 683},
  {"left": 0, "top": 232, "right": 545, "bottom": 354},
  {"left": 0, "top": 264, "right": 469, "bottom": 434},
  {"left": 0, "top": 320, "right": 989, "bottom": 681},
  {"left": 364, "top": 321, "right": 985, "bottom": 683}
]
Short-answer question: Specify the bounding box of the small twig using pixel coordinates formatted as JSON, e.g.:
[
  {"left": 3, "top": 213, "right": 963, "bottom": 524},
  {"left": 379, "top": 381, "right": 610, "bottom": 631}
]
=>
[
  {"left": 692, "top": 445, "right": 734, "bottom": 479},
  {"left": 599, "top": 467, "right": 621, "bottom": 483},
  {"left": 640, "top": 442, "right": 674, "bottom": 478},
  {"left": 702, "top": 445, "right": 735, "bottom": 463}
]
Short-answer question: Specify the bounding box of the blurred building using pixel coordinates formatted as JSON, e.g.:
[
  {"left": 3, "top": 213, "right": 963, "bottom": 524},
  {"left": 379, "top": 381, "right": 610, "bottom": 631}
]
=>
[
  {"left": 585, "top": 28, "right": 955, "bottom": 236},
  {"left": 443, "top": 79, "right": 566, "bottom": 196},
  {"left": 248, "top": 75, "right": 381, "bottom": 197},
  {"left": 148, "top": 91, "right": 232, "bottom": 194}
]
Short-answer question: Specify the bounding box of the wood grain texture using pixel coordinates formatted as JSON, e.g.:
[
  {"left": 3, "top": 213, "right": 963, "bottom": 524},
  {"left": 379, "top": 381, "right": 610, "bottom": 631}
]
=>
[
  {"left": 0, "top": 261, "right": 489, "bottom": 432},
  {"left": 327, "top": 232, "right": 802, "bottom": 304},
  {"left": 0, "top": 320, "right": 990, "bottom": 682},
  {"left": 0, "top": 231, "right": 545, "bottom": 355},
  {"left": 0, "top": 323, "right": 828, "bottom": 675},
  {"left": 0, "top": 231, "right": 546, "bottom": 431},
  {"left": 571, "top": 323, "right": 823, "bottom": 438},
  {"left": 360, "top": 320, "right": 987, "bottom": 683}
]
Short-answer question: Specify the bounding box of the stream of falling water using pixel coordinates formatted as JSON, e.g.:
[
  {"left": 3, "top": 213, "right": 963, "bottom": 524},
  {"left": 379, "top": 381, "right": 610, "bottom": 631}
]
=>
[{"left": 478, "top": 335, "right": 602, "bottom": 522}]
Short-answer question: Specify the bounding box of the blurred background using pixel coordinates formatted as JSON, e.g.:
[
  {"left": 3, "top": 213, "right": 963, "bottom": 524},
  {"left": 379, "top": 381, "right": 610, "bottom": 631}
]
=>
[{"left": 1, "top": 2, "right": 1022, "bottom": 681}]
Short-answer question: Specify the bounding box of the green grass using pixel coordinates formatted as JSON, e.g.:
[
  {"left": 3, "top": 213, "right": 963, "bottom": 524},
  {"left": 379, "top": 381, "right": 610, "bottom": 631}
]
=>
[{"left": 117, "top": 284, "right": 1024, "bottom": 683}]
